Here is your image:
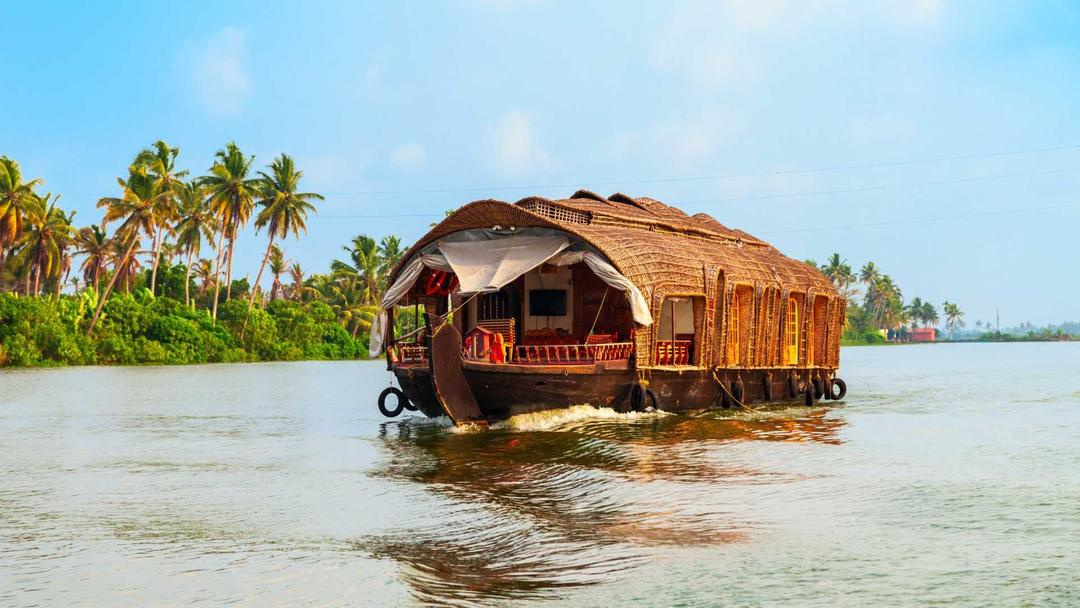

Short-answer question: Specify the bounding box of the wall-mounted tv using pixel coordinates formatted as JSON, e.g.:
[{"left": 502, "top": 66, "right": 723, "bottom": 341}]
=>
[{"left": 529, "top": 289, "right": 567, "bottom": 316}]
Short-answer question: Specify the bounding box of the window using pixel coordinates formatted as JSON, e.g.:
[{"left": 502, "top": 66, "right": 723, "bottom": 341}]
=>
[
  {"left": 656, "top": 296, "right": 702, "bottom": 366},
  {"left": 727, "top": 290, "right": 740, "bottom": 364},
  {"left": 784, "top": 295, "right": 799, "bottom": 365},
  {"left": 479, "top": 291, "right": 510, "bottom": 320}
]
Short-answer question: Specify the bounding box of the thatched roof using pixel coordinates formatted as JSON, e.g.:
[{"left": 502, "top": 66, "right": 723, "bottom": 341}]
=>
[{"left": 390, "top": 192, "right": 836, "bottom": 303}]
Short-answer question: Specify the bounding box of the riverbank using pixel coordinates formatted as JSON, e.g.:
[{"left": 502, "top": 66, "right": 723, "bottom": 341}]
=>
[{"left": 0, "top": 292, "right": 366, "bottom": 368}]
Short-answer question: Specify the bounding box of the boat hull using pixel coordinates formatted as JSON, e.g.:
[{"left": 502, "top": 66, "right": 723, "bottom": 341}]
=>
[{"left": 393, "top": 363, "right": 834, "bottom": 422}]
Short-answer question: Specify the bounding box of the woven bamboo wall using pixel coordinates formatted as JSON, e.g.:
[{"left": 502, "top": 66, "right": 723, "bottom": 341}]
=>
[{"left": 387, "top": 195, "right": 843, "bottom": 370}]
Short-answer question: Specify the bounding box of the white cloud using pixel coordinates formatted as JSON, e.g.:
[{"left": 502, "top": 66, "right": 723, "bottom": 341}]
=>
[
  {"left": 484, "top": 110, "right": 551, "bottom": 176},
  {"left": 389, "top": 143, "right": 426, "bottom": 169},
  {"left": 183, "top": 26, "right": 252, "bottom": 116}
]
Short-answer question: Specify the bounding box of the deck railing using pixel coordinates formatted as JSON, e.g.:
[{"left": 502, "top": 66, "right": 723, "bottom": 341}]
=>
[
  {"left": 398, "top": 344, "right": 429, "bottom": 365},
  {"left": 513, "top": 341, "right": 634, "bottom": 364},
  {"left": 654, "top": 339, "right": 691, "bottom": 366}
]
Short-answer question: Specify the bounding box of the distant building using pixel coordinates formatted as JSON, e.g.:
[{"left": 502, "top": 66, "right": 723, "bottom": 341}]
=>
[{"left": 909, "top": 327, "right": 936, "bottom": 343}]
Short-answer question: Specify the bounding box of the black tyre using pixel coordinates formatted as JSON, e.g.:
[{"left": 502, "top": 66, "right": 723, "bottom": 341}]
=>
[
  {"left": 814, "top": 376, "right": 825, "bottom": 400},
  {"left": 762, "top": 376, "right": 773, "bottom": 402},
  {"left": 378, "top": 387, "right": 407, "bottom": 418},
  {"left": 630, "top": 383, "right": 646, "bottom": 411},
  {"left": 829, "top": 377, "right": 847, "bottom": 401},
  {"left": 644, "top": 388, "right": 659, "bottom": 410},
  {"left": 804, "top": 385, "right": 815, "bottom": 407},
  {"left": 788, "top": 375, "right": 798, "bottom": 398},
  {"left": 732, "top": 380, "right": 745, "bottom": 404}
]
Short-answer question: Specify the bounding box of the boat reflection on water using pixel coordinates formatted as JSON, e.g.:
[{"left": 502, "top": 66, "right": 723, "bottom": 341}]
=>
[{"left": 358, "top": 406, "right": 846, "bottom": 606}]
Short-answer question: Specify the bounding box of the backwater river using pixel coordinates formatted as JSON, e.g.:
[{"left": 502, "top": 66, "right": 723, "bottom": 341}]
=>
[{"left": 2, "top": 342, "right": 1079, "bottom": 606}]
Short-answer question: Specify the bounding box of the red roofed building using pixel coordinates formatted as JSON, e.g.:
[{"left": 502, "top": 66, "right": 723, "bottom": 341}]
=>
[{"left": 909, "top": 327, "right": 936, "bottom": 343}]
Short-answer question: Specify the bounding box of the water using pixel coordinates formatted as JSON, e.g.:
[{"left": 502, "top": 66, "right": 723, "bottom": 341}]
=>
[{"left": 2, "top": 343, "right": 1079, "bottom": 607}]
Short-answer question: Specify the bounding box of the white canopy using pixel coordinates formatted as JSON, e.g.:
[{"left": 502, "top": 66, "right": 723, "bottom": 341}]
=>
[
  {"left": 369, "top": 235, "right": 653, "bottom": 356},
  {"left": 440, "top": 235, "right": 570, "bottom": 294}
]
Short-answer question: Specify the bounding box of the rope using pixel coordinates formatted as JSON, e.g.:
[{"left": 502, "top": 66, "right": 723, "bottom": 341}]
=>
[
  {"left": 585, "top": 287, "right": 609, "bottom": 343},
  {"left": 710, "top": 368, "right": 762, "bottom": 412},
  {"left": 391, "top": 293, "right": 479, "bottom": 344}
]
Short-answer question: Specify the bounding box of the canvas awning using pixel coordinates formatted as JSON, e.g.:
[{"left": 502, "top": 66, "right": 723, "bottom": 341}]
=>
[
  {"left": 439, "top": 235, "right": 570, "bottom": 294},
  {"left": 369, "top": 234, "right": 652, "bottom": 356}
]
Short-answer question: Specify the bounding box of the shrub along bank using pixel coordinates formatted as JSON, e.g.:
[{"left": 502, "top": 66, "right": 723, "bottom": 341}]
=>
[{"left": 0, "top": 292, "right": 366, "bottom": 367}]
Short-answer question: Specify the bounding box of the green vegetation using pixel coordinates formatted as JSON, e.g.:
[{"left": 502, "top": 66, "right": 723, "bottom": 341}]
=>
[
  {"left": 807, "top": 253, "right": 962, "bottom": 345},
  {"left": 0, "top": 144, "right": 409, "bottom": 368}
]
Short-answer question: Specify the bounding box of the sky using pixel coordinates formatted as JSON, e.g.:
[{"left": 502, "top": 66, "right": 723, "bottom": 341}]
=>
[{"left": 3, "top": 0, "right": 1080, "bottom": 326}]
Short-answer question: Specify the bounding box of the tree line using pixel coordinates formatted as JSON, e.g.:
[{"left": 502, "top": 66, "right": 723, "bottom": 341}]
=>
[
  {"left": 0, "top": 144, "right": 409, "bottom": 366},
  {"left": 807, "top": 253, "right": 965, "bottom": 343}
]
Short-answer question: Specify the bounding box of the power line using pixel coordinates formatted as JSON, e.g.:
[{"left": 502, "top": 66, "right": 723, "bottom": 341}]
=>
[
  {"left": 319, "top": 142, "right": 1080, "bottom": 196},
  {"left": 310, "top": 165, "right": 1080, "bottom": 218},
  {"left": 758, "top": 202, "right": 1080, "bottom": 235}
]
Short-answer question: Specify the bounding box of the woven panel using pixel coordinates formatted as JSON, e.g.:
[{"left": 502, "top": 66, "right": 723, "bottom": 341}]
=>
[{"left": 386, "top": 197, "right": 842, "bottom": 371}]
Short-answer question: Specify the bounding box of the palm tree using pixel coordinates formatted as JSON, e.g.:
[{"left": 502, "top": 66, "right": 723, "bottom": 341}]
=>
[
  {"left": 135, "top": 141, "right": 188, "bottom": 295},
  {"left": 922, "top": 301, "right": 939, "bottom": 328},
  {"left": 201, "top": 142, "right": 259, "bottom": 319},
  {"left": 75, "top": 224, "right": 110, "bottom": 293},
  {"left": 906, "top": 297, "right": 925, "bottom": 328},
  {"left": 288, "top": 262, "right": 305, "bottom": 300},
  {"left": 823, "top": 253, "right": 856, "bottom": 300},
  {"left": 87, "top": 166, "right": 164, "bottom": 334},
  {"left": 192, "top": 258, "right": 215, "bottom": 300},
  {"left": 332, "top": 235, "right": 383, "bottom": 305},
  {"left": 858, "top": 261, "right": 880, "bottom": 288},
  {"left": 378, "top": 235, "right": 404, "bottom": 276},
  {"left": 246, "top": 154, "right": 322, "bottom": 315},
  {"left": 10, "top": 193, "right": 75, "bottom": 295},
  {"left": 943, "top": 301, "right": 965, "bottom": 339},
  {"left": 267, "top": 246, "right": 287, "bottom": 302},
  {"left": 174, "top": 181, "right": 217, "bottom": 307},
  {"left": 0, "top": 156, "right": 44, "bottom": 263},
  {"left": 108, "top": 238, "right": 142, "bottom": 293}
]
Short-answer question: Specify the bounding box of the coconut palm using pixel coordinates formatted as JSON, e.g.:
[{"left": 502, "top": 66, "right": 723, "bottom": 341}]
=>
[
  {"left": 87, "top": 166, "right": 165, "bottom": 334},
  {"left": 192, "top": 258, "right": 215, "bottom": 300},
  {"left": 922, "top": 301, "right": 939, "bottom": 328},
  {"left": 858, "top": 261, "right": 880, "bottom": 288},
  {"left": 267, "top": 246, "right": 287, "bottom": 302},
  {"left": 906, "top": 297, "right": 925, "bottom": 328},
  {"left": 943, "top": 301, "right": 965, "bottom": 339},
  {"left": 75, "top": 224, "right": 110, "bottom": 293},
  {"left": 246, "top": 154, "right": 322, "bottom": 315},
  {"left": 135, "top": 141, "right": 188, "bottom": 295},
  {"left": 332, "top": 235, "right": 383, "bottom": 305},
  {"left": 823, "top": 253, "right": 856, "bottom": 300},
  {"left": 10, "top": 193, "right": 75, "bottom": 295},
  {"left": 201, "top": 142, "right": 259, "bottom": 319},
  {"left": 174, "top": 181, "right": 217, "bottom": 307},
  {"left": 378, "top": 235, "right": 404, "bottom": 276},
  {"left": 0, "top": 156, "right": 44, "bottom": 261},
  {"left": 108, "top": 238, "right": 142, "bottom": 293},
  {"left": 288, "top": 262, "right": 305, "bottom": 300}
]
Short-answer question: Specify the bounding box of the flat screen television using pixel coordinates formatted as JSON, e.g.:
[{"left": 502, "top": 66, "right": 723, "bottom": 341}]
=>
[{"left": 529, "top": 289, "right": 567, "bottom": 316}]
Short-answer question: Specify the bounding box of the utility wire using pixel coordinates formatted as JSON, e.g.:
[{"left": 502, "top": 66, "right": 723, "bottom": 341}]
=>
[
  {"left": 758, "top": 202, "right": 1080, "bottom": 235},
  {"left": 311, "top": 165, "right": 1080, "bottom": 218},
  {"left": 320, "top": 142, "right": 1080, "bottom": 196}
]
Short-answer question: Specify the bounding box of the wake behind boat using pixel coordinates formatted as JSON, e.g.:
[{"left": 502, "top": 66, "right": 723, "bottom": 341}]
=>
[{"left": 371, "top": 190, "right": 847, "bottom": 426}]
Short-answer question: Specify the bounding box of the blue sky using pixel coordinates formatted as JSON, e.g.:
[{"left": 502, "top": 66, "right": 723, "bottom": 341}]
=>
[{"left": 3, "top": 1, "right": 1079, "bottom": 325}]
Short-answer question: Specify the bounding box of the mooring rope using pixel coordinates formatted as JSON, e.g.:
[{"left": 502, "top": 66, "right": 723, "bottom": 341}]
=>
[{"left": 710, "top": 368, "right": 762, "bottom": 412}]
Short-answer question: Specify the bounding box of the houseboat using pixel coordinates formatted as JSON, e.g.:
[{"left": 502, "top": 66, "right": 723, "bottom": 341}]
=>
[{"left": 370, "top": 191, "right": 846, "bottom": 426}]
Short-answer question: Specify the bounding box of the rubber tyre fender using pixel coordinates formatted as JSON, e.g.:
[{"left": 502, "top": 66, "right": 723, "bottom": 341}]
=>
[
  {"left": 829, "top": 377, "right": 847, "bottom": 401},
  {"left": 787, "top": 375, "right": 799, "bottom": 399},
  {"left": 804, "top": 385, "right": 815, "bottom": 407},
  {"left": 630, "top": 383, "right": 646, "bottom": 412},
  {"left": 814, "top": 376, "right": 826, "bottom": 400},
  {"left": 732, "top": 380, "right": 745, "bottom": 404},
  {"left": 762, "top": 376, "right": 773, "bottom": 402},
  {"left": 644, "top": 388, "right": 659, "bottom": 411},
  {"left": 378, "top": 387, "right": 407, "bottom": 418}
]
